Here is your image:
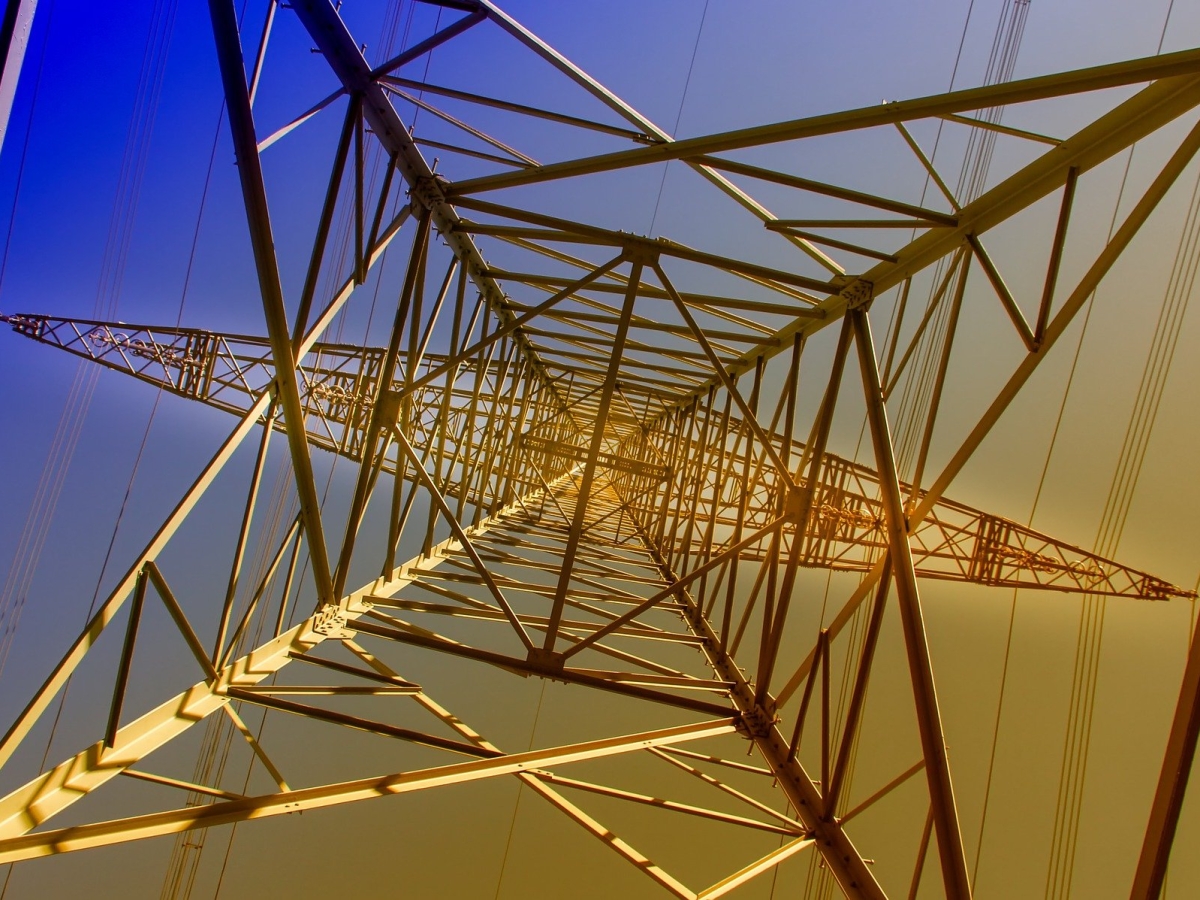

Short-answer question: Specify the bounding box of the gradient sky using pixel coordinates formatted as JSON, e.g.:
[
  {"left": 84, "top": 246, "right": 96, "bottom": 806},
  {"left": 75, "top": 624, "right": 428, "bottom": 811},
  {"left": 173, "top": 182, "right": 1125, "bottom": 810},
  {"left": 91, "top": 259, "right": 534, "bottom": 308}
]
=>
[{"left": 1, "top": 1, "right": 1199, "bottom": 898}]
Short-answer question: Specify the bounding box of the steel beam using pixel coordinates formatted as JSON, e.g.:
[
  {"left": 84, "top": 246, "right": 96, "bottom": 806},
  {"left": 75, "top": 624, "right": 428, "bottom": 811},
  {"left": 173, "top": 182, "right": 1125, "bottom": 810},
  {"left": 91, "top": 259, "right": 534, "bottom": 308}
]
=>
[
  {"left": 852, "top": 306, "right": 971, "bottom": 899},
  {"left": 450, "top": 48, "right": 1200, "bottom": 195},
  {"left": 208, "top": 0, "right": 335, "bottom": 605},
  {"left": 1130, "top": 617, "right": 1200, "bottom": 899},
  {"left": 0, "top": 0, "right": 35, "bottom": 152},
  {"left": 0, "top": 719, "right": 737, "bottom": 864}
]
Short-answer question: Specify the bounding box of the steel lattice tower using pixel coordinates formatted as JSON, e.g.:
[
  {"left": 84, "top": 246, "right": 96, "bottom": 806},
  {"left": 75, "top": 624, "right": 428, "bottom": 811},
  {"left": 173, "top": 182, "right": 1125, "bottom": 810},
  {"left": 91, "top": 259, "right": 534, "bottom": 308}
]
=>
[{"left": 0, "top": 2, "right": 1198, "bottom": 897}]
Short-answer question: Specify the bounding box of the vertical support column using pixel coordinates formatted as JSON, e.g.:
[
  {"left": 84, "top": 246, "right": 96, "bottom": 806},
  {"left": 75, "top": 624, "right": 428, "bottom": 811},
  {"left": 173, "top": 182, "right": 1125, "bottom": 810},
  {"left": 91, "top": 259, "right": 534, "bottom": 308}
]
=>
[
  {"left": 721, "top": 358, "right": 762, "bottom": 645},
  {"left": 214, "top": 398, "right": 277, "bottom": 661},
  {"left": 657, "top": 401, "right": 692, "bottom": 556},
  {"left": 697, "top": 391, "right": 733, "bottom": 610},
  {"left": 377, "top": 210, "right": 433, "bottom": 576},
  {"left": 851, "top": 305, "right": 972, "bottom": 900},
  {"left": 423, "top": 265, "right": 468, "bottom": 557},
  {"left": 473, "top": 341, "right": 520, "bottom": 526},
  {"left": 677, "top": 386, "right": 716, "bottom": 574},
  {"left": 909, "top": 252, "right": 969, "bottom": 500},
  {"left": 623, "top": 506, "right": 887, "bottom": 900},
  {"left": 542, "top": 256, "right": 641, "bottom": 655},
  {"left": 208, "top": 0, "right": 334, "bottom": 606},
  {"left": 756, "top": 318, "right": 852, "bottom": 703},
  {"left": 454, "top": 306, "right": 492, "bottom": 524},
  {"left": 0, "top": 0, "right": 36, "bottom": 152},
  {"left": 494, "top": 359, "right": 535, "bottom": 514},
  {"left": 1130, "top": 616, "right": 1200, "bottom": 900},
  {"left": 294, "top": 93, "right": 360, "bottom": 347},
  {"left": 754, "top": 335, "right": 802, "bottom": 701}
]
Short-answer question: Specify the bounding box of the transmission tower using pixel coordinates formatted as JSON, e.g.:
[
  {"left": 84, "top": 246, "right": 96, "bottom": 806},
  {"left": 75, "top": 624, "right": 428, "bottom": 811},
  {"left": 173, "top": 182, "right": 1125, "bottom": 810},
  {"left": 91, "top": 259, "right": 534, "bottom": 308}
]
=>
[{"left": 0, "top": 2, "right": 1198, "bottom": 898}]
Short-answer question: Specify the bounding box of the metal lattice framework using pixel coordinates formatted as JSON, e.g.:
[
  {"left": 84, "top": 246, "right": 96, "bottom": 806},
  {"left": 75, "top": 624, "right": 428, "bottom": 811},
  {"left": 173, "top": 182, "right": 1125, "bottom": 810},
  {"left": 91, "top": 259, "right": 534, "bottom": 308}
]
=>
[{"left": 2, "top": 2, "right": 1200, "bottom": 897}]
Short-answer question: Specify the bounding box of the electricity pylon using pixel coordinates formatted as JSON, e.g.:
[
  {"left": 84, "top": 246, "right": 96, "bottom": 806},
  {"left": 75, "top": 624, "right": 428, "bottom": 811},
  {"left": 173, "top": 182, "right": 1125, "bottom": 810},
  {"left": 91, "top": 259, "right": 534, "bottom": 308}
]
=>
[{"left": 1, "top": 2, "right": 1199, "bottom": 898}]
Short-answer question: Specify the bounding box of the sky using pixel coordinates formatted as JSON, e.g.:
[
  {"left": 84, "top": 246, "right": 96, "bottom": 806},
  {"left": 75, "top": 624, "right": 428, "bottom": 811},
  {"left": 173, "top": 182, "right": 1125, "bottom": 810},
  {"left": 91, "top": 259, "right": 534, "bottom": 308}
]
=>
[{"left": 1, "top": 1, "right": 1200, "bottom": 898}]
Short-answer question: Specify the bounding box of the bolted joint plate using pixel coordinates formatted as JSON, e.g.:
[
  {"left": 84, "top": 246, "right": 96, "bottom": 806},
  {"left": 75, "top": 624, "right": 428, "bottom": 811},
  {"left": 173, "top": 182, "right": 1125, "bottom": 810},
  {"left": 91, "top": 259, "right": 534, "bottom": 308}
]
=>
[
  {"left": 375, "top": 389, "right": 403, "bottom": 426},
  {"left": 620, "top": 238, "right": 660, "bottom": 267},
  {"left": 310, "top": 604, "right": 355, "bottom": 639},
  {"left": 839, "top": 277, "right": 874, "bottom": 310},
  {"left": 737, "top": 703, "right": 779, "bottom": 739},
  {"left": 784, "top": 486, "right": 811, "bottom": 523},
  {"left": 525, "top": 647, "right": 567, "bottom": 678},
  {"left": 410, "top": 175, "right": 448, "bottom": 209}
]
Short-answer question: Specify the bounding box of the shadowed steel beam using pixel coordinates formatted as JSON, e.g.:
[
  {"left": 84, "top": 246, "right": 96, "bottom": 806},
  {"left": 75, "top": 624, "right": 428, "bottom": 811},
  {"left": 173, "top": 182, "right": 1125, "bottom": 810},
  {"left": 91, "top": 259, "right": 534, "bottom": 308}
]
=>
[
  {"left": 369, "top": 8, "right": 485, "bottom": 80},
  {"left": 653, "top": 262, "right": 797, "bottom": 487},
  {"left": 543, "top": 260, "right": 641, "bottom": 652},
  {"left": 559, "top": 517, "right": 788, "bottom": 661},
  {"left": 475, "top": 0, "right": 844, "bottom": 274},
  {"left": 400, "top": 252, "right": 625, "bottom": 399},
  {"left": 213, "top": 398, "right": 277, "bottom": 662},
  {"left": 528, "top": 771, "right": 801, "bottom": 835},
  {"left": 209, "top": 0, "right": 335, "bottom": 605},
  {"left": 452, "top": 195, "right": 838, "bottom": 295},
  {"left": 350, "top": 618, "right": 737, "bottom": 718},
  {"left": 0, "top": 719, "right": 737, "bottom": 863},
  {"left": 938, "top": 112, "right": 1062, "bottom": 146},
  {"left": 1129, "top": 614, "right": 1200, "bottom": 899},
  {"left": 0, "top": 489, "right": 539, "bottom": 839},
  {"left": 382, "top": 75, "right": 654, "bottom": 142},
  {"left": 518, "top": 776, "right": 694, "bottom": 898},
  {"left": 349, "top": 641, "right": 698, "bottom": 899},
  {"left": 852, "top": 305, "right": 971, "bottom": 899},
  {"left": 332, "top": 209, "right": 432, "bottom": 599},
  {"left": 257, "top": 85, "right": 344, "bottom": 152},
  {"left": 450, "top": 48, "right": 1200, "bottom": 195},
  {"left": 220, "top": 703, "right": 291, "bottom": 791},
  {"left": 695, "top": 155, "right": 958, "bottom": 226},
  {"left": 291, "top": 0, "right": 567, "bottom": 416},
  {"left": 0, "top": 211, "right": 410, "bottom": 772},
  {"left": 389, "top": 423, "right": 537, "bottom": 653},
  {"left": 771, "top": 139, "right": 1200, "bottom": 701},
  {"left": 1036, "top": 166, "right": 1078, "bottom": 343},
  {"left": 634, "top": 71, "right": 1200, "bottom": 417},
  {"left": 912, "top": 112, "right": 1200, "bottom": 526},
  {"left": 617, "top": 520, "right": 887, "bottom": 899},
  {"left": 291, "top": 92, "right": 360, "bottom": 345},
  {"left": 696, "top": 836, "right": 815, "bottom": 899},
  {"left": 966, "top": 233, "right": 1035, "bottom": 350},
  {"left": 119, "top": 769, "right": 246, "bottom": 802},
  {"left": 755, "top": 316, "right": 854, "bottom": 704}
]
